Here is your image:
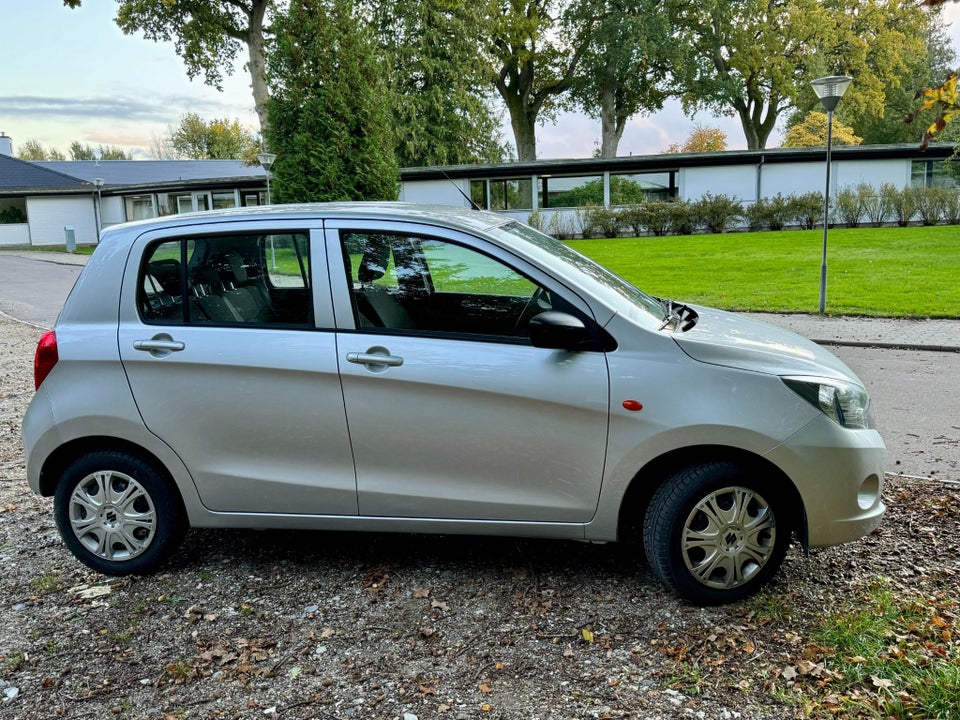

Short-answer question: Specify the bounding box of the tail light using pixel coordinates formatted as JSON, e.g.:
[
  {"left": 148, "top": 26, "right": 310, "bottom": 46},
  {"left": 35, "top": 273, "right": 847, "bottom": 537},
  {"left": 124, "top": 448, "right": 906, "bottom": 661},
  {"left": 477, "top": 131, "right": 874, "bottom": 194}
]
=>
[{"left": 34, "top": 331, "right": 58, "bottom": 390}]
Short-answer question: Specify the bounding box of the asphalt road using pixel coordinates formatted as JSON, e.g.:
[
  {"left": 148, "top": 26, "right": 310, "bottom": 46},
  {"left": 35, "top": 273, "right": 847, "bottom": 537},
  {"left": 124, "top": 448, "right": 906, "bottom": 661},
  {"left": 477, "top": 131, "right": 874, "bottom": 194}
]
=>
[
  {"left": 1, "top": 253, "right": 954, "bottom": 484},
  {"left": 0, "top": 255, "right": 81, "bottom": 328}
]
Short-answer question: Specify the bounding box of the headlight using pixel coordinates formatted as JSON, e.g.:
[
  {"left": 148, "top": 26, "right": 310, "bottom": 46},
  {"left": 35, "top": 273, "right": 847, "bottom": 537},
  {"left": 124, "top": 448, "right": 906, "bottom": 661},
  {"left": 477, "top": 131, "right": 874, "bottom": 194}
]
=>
[{"left": 782, "top": 377, "right": 874, "bottom": 429}]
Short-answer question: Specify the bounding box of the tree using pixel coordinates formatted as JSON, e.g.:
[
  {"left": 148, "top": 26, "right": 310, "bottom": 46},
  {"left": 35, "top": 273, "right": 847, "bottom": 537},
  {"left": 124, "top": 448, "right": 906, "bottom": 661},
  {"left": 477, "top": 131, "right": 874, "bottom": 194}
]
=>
[
  {"left": 66, "top": 0, "right": 274, "bottom": 137},
  {"left": 16, "top": 140, "right": 65, "bottom": 161},
  {"left": 565, "top": 0, "right": 674, "bottom": 158},
  {"left": 668, "top": 0, "right": 930, "bottom": 150},
  {"left": 165, "top": 113, "right": 260, "bottom": 160},
  {"left": 664, "top": 124, "right": 729, "bottom": 153},
  {"left": 485, "top": 0, "right": 595, "bottom": 161},
  {"left": 367, "top": 1, "right": 508, "bottom": 167},
  {"left": 266, "top": 0, "right": 399, "bottom": 202},
  {"left": 781, "top": 112, "right": 862, "bottom": 147},
  {"left": 908, "top": 0, "right": 960, "bottom": 146},
  {"left": 69, "top": 142, "right": 131, "bottom": 160}
]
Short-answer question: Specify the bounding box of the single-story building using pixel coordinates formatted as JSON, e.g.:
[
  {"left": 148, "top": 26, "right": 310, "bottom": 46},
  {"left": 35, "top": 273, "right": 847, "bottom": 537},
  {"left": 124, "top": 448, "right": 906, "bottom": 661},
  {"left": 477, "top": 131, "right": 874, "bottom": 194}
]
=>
[
  {"left": 1, "top": 130, "right": 956, "bottom": 246},
  {"left": 399, "top": 143, "right": 959, "bottom": 227},
  {"left": 0, "top": 132, "right": 268, "bottom": 247}
]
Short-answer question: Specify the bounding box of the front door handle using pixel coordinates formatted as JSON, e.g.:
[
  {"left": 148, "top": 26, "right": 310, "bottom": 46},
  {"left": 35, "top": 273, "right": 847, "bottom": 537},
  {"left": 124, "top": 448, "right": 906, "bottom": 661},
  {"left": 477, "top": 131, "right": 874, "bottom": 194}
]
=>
[
  {"left": 133, "top": 333, "right": 185, "bottom": 358},
  {"left": 346, "top": 346, "right": 404, "bottom": 372}
]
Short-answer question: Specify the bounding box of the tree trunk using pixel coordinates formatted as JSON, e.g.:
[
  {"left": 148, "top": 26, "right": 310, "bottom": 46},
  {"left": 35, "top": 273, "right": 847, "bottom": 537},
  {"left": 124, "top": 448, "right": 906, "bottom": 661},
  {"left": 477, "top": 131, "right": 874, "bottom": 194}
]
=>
[
  {"left": 599, "top": 82, "right": 625, "bottom": 158},
  {"left": 510, "top": 106, "right": 538, "bottom": 162},
  {"left": 246, "top": 0, "right": 271, "bottom": 142}
]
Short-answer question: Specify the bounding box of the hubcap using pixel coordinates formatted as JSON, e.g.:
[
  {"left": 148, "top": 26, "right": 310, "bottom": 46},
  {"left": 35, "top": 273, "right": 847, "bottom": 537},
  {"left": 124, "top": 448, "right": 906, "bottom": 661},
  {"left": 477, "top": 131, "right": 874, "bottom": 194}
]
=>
[
  {"left": 681, "top": 486, "right": 776, "bottom": 590},
  {"left": 68, "top": 470, "right": 157, "bottom": 562}
]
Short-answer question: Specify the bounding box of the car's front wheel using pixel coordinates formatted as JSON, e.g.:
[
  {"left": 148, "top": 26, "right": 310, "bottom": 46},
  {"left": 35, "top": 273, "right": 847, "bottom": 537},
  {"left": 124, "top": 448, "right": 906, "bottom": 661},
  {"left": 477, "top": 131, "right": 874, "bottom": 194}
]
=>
[
  {"left": 643, "top": 462, "right": 791, "bottom": 605},
  {"left": 54, "top": 450, "right": 186, "bottom": 575}
]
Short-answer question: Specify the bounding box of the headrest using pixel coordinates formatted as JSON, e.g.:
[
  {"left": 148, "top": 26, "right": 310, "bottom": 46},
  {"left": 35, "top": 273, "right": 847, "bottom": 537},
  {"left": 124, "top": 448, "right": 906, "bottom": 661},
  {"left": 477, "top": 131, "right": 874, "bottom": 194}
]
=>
[
  {"left": 357, "top": 237, "right": 392, "bottom": 283},
  {"left": 226, "top": 253, "right": 248, "bottom": 284}
]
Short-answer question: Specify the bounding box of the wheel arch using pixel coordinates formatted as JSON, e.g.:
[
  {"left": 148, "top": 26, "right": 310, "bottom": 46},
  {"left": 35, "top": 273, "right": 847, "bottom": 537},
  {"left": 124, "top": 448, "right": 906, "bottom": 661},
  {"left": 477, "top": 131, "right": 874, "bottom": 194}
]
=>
[
  {"left": 617, "top": 445, "right": 808, "bottom": 548},
  {"left": 38, "top": 436, "right": 182, "bottom": 512}
]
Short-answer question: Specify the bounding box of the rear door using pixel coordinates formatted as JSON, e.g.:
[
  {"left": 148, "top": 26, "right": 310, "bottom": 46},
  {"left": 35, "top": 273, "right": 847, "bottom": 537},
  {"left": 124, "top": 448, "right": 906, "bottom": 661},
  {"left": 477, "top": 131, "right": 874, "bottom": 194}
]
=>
[
  {"left": 118, "top": 221, "right": 357, "bottom": 516},
  {"left": 326, "top": 220, "right": 610, "bottom": 523}
]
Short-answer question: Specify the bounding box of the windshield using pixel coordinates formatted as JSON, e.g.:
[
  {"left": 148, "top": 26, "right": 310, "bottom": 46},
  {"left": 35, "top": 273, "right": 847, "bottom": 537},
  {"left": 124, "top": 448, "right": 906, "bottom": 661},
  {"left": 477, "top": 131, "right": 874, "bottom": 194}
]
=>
[{"left": 489, "top": 221, "right": 664, "bottom": 321}]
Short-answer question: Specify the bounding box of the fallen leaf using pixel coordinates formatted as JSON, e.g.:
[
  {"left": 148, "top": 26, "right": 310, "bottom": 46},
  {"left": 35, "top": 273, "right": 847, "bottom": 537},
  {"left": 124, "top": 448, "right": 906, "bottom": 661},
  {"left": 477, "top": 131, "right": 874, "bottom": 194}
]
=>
[
  {"left": 413, "top": 587, "right": 430, "bottom": 598},
  {"left": 480, "top": 704, "right": 494, "bottom": 712},
  {"left": 431, "top": 599, "right": 450, "bottom": 612},
  {"left": 478, "top": 682, "right": 492, "bottom": 693},
  {"left": 320, "top": 628, "right": 335, "bottom": 639},
  {"left": 782, "top": 666, "right": 798, "bottom": 681},
  {"left": 438, "top": 704, "right": 451, "bottom": 713},
  {"left": 418, "top": 684, "right": 436, "bottom": 696},
  {"left": 581, "top": 628, "right": 595, "bottom": 643},
  {"left": 872, "top": 675, "right": 894, "bottom": 690}
]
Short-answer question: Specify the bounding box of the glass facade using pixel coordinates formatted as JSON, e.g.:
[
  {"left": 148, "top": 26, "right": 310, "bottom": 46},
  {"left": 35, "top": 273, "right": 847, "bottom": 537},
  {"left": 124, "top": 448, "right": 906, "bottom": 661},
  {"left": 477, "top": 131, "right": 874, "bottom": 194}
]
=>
[
  {"left": 540, "top": 175, "right": 603, "bottom": 208},
  {"left": 911, "top": 160, "right": 960, "bottom": 189},
  {"left": 610, "top": 172, "right": 673, "bottom": 204}
]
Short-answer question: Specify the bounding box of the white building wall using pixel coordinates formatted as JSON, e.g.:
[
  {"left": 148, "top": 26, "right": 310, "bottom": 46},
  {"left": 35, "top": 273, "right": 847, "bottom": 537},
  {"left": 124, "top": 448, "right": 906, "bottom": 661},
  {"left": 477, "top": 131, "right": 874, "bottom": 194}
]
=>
[
  {"left": 0, "top": 224, "right": 30, "bottom": 246},
  {"left": 26, "top": 196, "right": 98, "bottom": 246},
  {"left": 758, "top": 161, "right": 824, "bottom": 198},
  {"left": 398, "top": 179, "right": 466, "bottom": 206},
  {"left": 101, "top": 196, "right": 125, "bottom": 227},
  {"left": 681, "top": 164, "right": 758, "bottom": 202},
  {"left": 833, "top": 159, "right": 910, "bottom": 191}
]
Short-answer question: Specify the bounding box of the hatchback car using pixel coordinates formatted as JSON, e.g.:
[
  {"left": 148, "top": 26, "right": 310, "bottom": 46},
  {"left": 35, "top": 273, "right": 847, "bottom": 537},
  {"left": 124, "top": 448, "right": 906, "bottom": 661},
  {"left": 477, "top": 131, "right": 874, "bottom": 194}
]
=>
[{"left": 22, "top": 203, "right": 885, "bottom": 604}]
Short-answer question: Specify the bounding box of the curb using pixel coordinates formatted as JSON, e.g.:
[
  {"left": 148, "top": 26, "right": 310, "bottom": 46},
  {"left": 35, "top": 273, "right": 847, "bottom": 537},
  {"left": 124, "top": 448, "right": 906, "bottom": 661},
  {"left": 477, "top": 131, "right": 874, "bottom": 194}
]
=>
[{"left": 811, "top": 338, "right": 960, "bottom": 353}]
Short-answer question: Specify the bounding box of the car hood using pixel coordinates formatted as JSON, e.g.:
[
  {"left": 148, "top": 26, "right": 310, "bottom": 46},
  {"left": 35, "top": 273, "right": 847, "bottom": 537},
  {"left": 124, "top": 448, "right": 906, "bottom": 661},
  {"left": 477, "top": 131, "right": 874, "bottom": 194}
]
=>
[{"left": 672, "top": 307, "right": 859, "bottom": 382}]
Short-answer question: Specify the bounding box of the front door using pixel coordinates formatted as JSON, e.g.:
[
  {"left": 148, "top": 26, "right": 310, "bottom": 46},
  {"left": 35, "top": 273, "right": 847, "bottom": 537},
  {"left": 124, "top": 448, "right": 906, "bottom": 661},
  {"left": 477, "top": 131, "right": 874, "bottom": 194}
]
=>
[{"left": 327, "top": 224, "right": 610, "bottom": 523}]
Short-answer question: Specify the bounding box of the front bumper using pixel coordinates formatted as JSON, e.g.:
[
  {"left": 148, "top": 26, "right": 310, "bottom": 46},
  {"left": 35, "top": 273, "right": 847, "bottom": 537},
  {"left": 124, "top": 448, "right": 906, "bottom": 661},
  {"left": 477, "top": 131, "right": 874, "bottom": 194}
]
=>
[{"left": 765, "top": 415, "right": 886, "bottom": 548}]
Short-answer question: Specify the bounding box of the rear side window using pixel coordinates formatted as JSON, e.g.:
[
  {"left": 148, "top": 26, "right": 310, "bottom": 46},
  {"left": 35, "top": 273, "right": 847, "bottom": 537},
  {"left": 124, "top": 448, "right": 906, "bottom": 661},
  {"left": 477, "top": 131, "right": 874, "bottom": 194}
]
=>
[{"left": 138, "top": 233, "right": 313, "bottom": 327}]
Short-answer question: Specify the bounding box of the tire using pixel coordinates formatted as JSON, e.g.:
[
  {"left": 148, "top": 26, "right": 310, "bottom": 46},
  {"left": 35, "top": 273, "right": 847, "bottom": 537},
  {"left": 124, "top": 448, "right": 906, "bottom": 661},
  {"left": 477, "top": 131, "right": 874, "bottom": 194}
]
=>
[
  {"left": 53, "top": 450, "right": 187, "bottom": 575},
  {"left": 643, "top": 462, "right": 791, "bottom": 605}
]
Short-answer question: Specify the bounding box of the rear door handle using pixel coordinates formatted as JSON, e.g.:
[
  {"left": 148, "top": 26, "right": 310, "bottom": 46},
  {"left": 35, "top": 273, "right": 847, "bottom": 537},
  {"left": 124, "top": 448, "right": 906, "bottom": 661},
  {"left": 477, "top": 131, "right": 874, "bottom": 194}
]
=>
[
  {"left": 133, "top": 334, "right": 185, "bottom": 357},
  {"left": 346, "top": 346, "right": 404, "bottom": 371}
]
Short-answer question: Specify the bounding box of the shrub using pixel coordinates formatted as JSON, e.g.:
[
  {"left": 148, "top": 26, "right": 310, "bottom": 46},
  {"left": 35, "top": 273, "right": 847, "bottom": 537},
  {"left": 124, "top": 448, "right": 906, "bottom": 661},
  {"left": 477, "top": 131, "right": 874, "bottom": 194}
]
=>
[
  {"left": 637, "top": 201, "right": 674, "bottom": 236},
  {"left": 788, "top": 191, "right": 824, "bottom": 230},
  {"left": 546, "top": 211, "right": 576, "bottom": 240},
  {"left": 578, "top": 205, "right": 623, "bottom": 238},
  {"left": 0, "top": 206, "right": 26, "bottom": 224},
  {"left": 745, "top": 194, "right": 792, "bottom": 231},
  {"left": 914, "top": 186, "right": 951, "bottom": 226},
  {"left": 618, "top": 204, "right": 646, "bottom": 236},
  {"left": 942, "top": 190, "right": 960, "bottom": 225},
  {"left": 668, "top": 200, "right": 698, "bottom": 235},
  {"left": 887, "top": 185, "right": 917, "bottom": 226},
  {"left": 861, "top": 183, "right": 891, "bottom": 227},
  {"left": 527, "top": 209, "right": 545, "bottom": 232},
  {"left": 834, "top": 185, "right": 863, "bottom": 227},
  {"left": 693, "top": 193, "right": 743, "bottom": 233}
]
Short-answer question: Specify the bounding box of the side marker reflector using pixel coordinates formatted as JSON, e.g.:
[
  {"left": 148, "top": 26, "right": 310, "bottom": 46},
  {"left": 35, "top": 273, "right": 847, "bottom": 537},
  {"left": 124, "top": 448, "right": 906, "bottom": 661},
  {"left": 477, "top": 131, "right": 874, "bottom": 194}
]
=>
[{"left": 622, "top": 400, "right": 643, "bottom": 412}]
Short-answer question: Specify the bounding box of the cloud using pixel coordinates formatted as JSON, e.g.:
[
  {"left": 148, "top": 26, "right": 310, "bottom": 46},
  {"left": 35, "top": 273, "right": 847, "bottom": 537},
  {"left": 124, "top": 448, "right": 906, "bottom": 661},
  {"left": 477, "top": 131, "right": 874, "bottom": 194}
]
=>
[{"left": 0, "top": 94, "right": 250, "bottom": 123}]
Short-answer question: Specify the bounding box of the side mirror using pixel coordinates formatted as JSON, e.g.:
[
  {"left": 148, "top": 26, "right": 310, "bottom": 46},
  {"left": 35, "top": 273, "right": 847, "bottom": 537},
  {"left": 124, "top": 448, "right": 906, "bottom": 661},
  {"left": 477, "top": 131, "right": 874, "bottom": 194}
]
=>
[{"left": 529, "top": 311, "right": 604, "bottom": 351}]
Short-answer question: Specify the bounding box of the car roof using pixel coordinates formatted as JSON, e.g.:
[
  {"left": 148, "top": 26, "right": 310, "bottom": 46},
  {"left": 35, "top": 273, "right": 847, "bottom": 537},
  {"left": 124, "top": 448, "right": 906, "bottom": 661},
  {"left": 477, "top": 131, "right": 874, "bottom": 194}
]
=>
[{"left": 100, "top": 202, "right": 513, "bottom": 242}]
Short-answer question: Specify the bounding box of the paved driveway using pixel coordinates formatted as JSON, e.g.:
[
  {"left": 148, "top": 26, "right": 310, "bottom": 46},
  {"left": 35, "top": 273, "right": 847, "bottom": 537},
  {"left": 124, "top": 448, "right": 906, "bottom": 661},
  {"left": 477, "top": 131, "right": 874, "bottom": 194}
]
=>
[{"left": 0, "top": 255, "right": 83, "bottom": 327}]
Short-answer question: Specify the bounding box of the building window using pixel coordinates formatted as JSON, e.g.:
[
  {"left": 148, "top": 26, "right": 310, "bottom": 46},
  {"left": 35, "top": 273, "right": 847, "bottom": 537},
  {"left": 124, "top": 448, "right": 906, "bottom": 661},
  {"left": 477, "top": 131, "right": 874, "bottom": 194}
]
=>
[
  {"left": 124, "top": 195, "right": 156, "bottom": 221},
  {"left": 539, "top": 176, "right": 603, "bottom": 208},
  {"left": 212, "top": 190, "right": 238, "bottom": 210},
  {"left": 470, "top": 180, "right": 487, "bottom": 209},
  {"left": 610, "top": 172, "right": 674, "bottom": 204},
  {"left": 489, "top": 178, "right": 533, "bottom": 210},
  {"left": 911, "top": 160, "right": 959, "bottom": 188}
]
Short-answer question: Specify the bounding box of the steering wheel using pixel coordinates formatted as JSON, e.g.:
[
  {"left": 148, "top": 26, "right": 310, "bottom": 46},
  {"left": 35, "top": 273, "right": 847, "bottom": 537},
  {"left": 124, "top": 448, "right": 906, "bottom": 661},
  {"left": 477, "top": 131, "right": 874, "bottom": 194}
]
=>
[{"left": 513, "top": 287, "right": 550, "bottom": 333}]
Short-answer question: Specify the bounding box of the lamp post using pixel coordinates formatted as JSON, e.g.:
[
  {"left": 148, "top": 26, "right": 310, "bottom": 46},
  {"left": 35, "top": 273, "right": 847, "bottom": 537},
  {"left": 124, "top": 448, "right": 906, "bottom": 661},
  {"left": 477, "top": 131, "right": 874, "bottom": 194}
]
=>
[
  {"left": 92, "top": 177, "right": 105, "bottom": 239},
  {"left": 256, "top": 152, "right": 276, "bottom": 205},
  {"left": 810, "top": 75, "right": 852, "bottom": 314},
  {"left": 256, "top": 152, "right": 278, "bottom": 267}
]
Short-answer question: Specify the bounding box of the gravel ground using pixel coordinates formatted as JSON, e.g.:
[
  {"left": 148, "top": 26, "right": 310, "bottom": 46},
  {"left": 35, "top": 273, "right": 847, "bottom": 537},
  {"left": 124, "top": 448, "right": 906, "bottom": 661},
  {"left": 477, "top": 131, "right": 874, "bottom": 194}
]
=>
[{"left": 1, "top": 315, "right": 958, "bottom": 720}]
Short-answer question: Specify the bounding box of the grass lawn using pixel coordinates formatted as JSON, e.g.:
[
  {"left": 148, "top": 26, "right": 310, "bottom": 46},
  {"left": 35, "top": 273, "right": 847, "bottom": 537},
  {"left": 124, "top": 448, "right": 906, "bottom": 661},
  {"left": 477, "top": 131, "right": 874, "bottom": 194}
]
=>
[{"left": 569, "top": 225, "right": 960, "bottom": 318}]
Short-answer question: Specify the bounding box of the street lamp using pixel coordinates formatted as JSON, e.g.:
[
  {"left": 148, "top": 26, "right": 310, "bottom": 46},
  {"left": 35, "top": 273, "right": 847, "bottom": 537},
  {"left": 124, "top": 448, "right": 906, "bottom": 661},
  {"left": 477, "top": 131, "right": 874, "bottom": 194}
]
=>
[
  {"left": 92, "top": 177, "right": 105, "bottom": 239},
  {"left": 810, "top": 74, "right": 852, "bottom": 314},
  {"left": 256, "top": 152, "right": 276, "bottom": 205}
]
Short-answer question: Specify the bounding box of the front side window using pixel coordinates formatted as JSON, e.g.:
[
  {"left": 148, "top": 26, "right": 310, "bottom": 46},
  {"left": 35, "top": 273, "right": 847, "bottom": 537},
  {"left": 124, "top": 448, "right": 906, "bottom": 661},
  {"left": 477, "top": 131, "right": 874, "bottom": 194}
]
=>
[
  {"left": 341, "top": 231, "right": 554, "bottom": 340},
  {"left": 139, "top": 232, "right": 312, "bottom": 327}
]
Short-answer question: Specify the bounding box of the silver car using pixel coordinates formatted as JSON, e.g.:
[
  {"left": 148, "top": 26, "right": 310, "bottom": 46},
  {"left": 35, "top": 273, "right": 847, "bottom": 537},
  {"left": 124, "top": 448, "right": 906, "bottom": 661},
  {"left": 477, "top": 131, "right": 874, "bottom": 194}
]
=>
[{"left": 22, "top": 203, "right": 885, "bottom": 604}]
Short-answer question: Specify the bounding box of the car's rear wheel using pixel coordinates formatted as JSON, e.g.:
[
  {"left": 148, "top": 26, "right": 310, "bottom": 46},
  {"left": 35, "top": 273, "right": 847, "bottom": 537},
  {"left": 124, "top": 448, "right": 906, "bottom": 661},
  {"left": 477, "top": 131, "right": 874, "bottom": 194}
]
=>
[
  {"left": 643, "top": 462, "right": 790, "bottom": 605},
  {"left": 54, "top": 450, "right": 186, "bottom": 575}
]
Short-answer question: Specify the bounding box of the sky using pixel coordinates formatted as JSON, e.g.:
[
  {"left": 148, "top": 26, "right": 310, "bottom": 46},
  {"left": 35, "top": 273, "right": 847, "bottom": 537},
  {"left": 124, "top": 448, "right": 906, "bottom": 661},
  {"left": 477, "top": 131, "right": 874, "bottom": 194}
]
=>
[{"left": 3, "top": 1, "right": 960, "bottom": 162}]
